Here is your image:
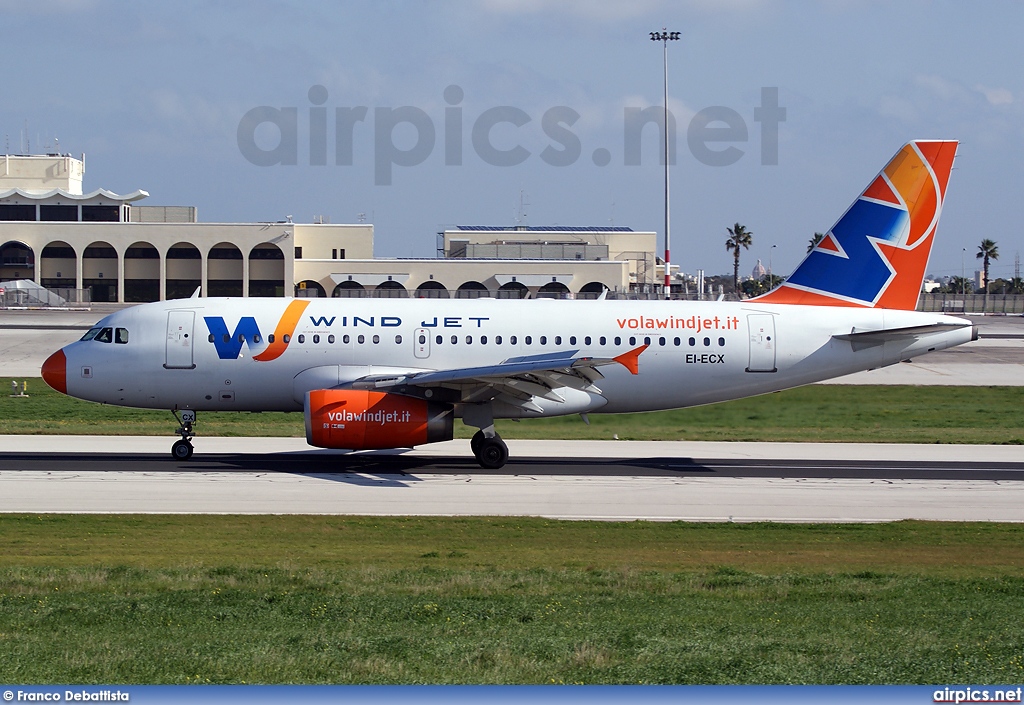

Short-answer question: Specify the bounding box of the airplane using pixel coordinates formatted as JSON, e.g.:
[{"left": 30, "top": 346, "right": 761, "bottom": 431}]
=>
[{"left": 41, "top": 140, "right": 974, "bottom": 469}]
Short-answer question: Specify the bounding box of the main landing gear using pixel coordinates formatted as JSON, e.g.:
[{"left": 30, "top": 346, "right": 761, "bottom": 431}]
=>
[
  {"left": 471, "top": 429, "right": 508, "bottom": 469},
  {"left": 171, "top": 409, "right": 196, "bottom": 460}
]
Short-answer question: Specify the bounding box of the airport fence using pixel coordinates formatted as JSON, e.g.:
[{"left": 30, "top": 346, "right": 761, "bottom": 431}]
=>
[{"left": 917, "top": 293, "right": 1024, "bottom": 314}]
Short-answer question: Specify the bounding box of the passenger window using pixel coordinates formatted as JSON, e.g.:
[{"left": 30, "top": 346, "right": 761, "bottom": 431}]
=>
[
  {"left": 569, "top": 336, "right": 576, "bottom": 345},
  {"left": 283, "top": 334, "right": 291, "bottom": 343},
  {"left": 115, "top": 328, "right": 129, "bottom": 344},
  {"left": 313, "top": 334, "right": 320, "bottom": 344},
  {"left": 628, "top": 336, "right": 634, "bottom": 346},
  {"left": 555, "top": 336, "right": 561, "bottom": 345},
  {"left": 269, "top": 334, "right": 276, "bottom": 343},
  {"left": 238, "top": 333, "right": 246, "bottom": 343},
  {"left": 80, "top": 327, "right": 101, "bottom": 341},
  {"left": 418, "top": 334, "right": 426, "bottom": 344},
  {"left": 540, "top": 336, "right": 547, "bottom": 345},
  {"left": 451, "top": 335, "right": 458, "bottom": 344},
  {"left": 436, "top": 335, "right": 442, "bottom": 344},
  {"left": 599, "top": 336, "right": 606, "bottom": 345},
  {"left": 719, "top": 337, "right": 726, "bottom": 346},
  {"left": 703, "top": 337, "right": 710, "bottom": 346},
  {"left": 95, "top": 327, "right": 113, "bottom": 343},
  {"left": 584, "top": 336, "right": 591, "bottom": 346},
  {"left": 659, "top": 337, "right": 666, "bottom": 346},
  {"left": 297, "top": 334, "right": 305, "bottom": 344},
  {"left": 358, "top": 334, "right": 365, "bottom": 344},
  {"left": 615, "top": 336, "right": 622, "bottom": 346},
  {"left": 481, "top": 335, "right": 487, "bottom": 344},
  {"left": 328, "top": 334, "right": 335, "bottom": 344},
  {"left": 510, "top": 336, "right": 517, "bottom": 345},
  {"left": 645, "top": 337, "right": 651, "bottom": 346},
  {"left": 222, "top": 334, "right": 230, "bottom": 343},
  {"left": 253, "top": 334, "right": 261, "bottom": 344},
  {"left": 343, "top": 335, "right": 350, "bottom": 344},
  {"left": 674, "top": 337, "right": 681, "bottom": 346},
  {"left": 466, "top": 336, "right": 472, "bottom": 344},
  {"left": 495, "top": 335, "right": 502, "bottom": 345},
  {"left": 372, "top": 335, "right": 380, "bottom": 344},
  {"left": 688, "top": 337, "right": 695, "bottom": 346},
  {"left": 395, "top": 335, "right": 402, "bottom": 344},
  {"left": 208, "top": 334, "right": 215, "bottom": 343}
]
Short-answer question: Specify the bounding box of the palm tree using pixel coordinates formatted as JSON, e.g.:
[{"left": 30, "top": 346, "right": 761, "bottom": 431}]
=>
[
  {"left": 725, "top": 223, "right": 754, "bottom": 292},
  {"left": 807, "top": 232, "right": 825, "bottom": 253},
  {"left": 976, "top": 239, "right": 999, "bottom": 293}
]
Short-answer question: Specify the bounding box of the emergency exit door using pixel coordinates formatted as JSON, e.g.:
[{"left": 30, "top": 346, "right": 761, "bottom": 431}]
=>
[
  {"left": 746, "top": 314, "right": 777, "bottom": 373},
  {"left": 165, "top": 310, "right": 196, "bottom": 369}
]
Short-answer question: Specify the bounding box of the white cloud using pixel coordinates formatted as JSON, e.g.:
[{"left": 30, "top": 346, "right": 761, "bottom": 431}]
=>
[{"left": 975, "top": 85, "right": 1014, "bottom": 106}]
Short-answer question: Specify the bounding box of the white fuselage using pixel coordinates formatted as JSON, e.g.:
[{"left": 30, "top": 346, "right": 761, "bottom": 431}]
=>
[{"left": 56, "top": 297, "right": 973, "bottom": 418}]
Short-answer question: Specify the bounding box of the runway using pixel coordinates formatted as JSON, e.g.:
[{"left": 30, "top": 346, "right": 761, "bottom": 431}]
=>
[{"left": 2, "top": 437, "right": 1022, "bottom": 522}]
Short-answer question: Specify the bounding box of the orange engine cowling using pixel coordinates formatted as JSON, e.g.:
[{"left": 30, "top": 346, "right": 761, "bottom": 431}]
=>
[{"left": 305, "top": 389, "right": 453, "bottom": 450}]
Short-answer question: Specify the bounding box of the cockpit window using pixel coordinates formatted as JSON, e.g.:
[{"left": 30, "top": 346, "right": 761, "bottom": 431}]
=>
[
  {"left": 115, "top": 328, "right": 129, "bottom": 344},
  {"left": 80, "top": 327, "right": 101, "bottom": 341},
  {"left": 95, "top": 327, "right": 113, "bottom": 343}
]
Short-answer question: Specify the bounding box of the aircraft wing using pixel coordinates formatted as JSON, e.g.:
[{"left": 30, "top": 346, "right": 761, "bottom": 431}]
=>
[{"left": 345, "top": 345, "right": 649, "bottom": 406}]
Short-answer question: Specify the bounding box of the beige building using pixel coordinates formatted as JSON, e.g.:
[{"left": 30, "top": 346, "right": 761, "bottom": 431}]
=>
[{"left": 0, "top": 154, "right": 659, "bottom": 303}]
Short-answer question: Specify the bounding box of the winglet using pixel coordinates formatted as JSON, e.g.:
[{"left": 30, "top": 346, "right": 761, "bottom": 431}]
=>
[{"left": 613, "top": 344, "right": 649, "bottom": 375}]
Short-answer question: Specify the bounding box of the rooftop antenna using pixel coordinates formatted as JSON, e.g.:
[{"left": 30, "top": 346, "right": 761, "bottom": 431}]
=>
[
  {"left": 514, "top": 189, "right": 529, "bottom": 226},
  {"left": 1015, "top": 251, "right": 1020, "bottom": 280}
]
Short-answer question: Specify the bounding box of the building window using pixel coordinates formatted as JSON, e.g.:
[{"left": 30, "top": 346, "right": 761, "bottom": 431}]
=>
[
  {"left": 338, "top": 248, "right": 345, "bottom": 259},
  {"left": 40, "top": 204, "right": 78, "bottom": 221},
  {"left": 0, "top": 204, "right": 36, "bottom": 221},
  {"left": 82, "top": 205, "right": 120, "bottom": 222},
  {"left": 294, "top": 246, "right": 303, "bottom": 259}
]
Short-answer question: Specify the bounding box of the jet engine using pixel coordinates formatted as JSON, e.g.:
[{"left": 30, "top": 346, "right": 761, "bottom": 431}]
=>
[{"left": 305, "top": 389, "right": 453, "bottom": 450}]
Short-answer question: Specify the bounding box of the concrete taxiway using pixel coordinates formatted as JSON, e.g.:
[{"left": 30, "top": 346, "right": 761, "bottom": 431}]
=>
[{"left": 1, "top": 437, "right": 1021, "bottom": 522}]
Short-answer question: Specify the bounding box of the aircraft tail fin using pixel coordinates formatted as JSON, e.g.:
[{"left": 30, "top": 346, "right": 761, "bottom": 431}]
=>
[{"left": 753, "top": 140, "right": 958, "bottom": 310}]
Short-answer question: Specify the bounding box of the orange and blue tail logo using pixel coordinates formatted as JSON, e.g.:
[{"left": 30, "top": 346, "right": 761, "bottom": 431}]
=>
[{"left": 754, "top": 140, "right": 957, "bottom": 310}]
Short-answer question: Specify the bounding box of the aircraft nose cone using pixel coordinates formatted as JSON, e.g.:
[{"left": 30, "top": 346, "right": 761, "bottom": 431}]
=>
[{"left": 42, "top": 349, "right": 67, "bottom": 394}]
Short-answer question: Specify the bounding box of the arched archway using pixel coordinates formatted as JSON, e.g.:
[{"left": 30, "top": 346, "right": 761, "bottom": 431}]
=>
[
  {"left": 208, "top": 242, "right": 243, "bottom": 297},
  {"left": 296, "top": 280, "right": 326, "bottom": 297},
  {"left": 332, "top": 280, "right": 366, "bottom": 298},
  {"left": 83, "top": 241, "right": 118, "bottom": 302},
  {"left": 165, "top": 242, "right": 201, "bottom": 300},
  {"left": 124, "top": 241, "right": 160, "bottom": 302},
  {"left": 455, "top": 280, "right": 489, "bottom": 299},
  {"left": 374, "top": 280, "right": 408, "bottom": 298},
  {"left": 578, "top": 281, "right": 609, "bottom": 299},
  {"left": 248, "top": 243, "right": 285, "bottom": 297},
  {"left": 40, "top": 241, "right": 75, "bottom": 290},
  {"left": 537, "top": 281, "right": 570, "bottom": 299},
  {"left": 497, "top": 281, "right": 529, "bottom": 299},
  {"left": 415, "top": 280, "right": 449, "bottom": 298},
  {"left": 0, "top": 240, "right": 35, "bottom": 282}
]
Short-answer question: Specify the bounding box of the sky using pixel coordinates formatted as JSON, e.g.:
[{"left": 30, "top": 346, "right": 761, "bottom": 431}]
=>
[{"left": 4, "top": 0, "right": 1022, "bottom": 281}]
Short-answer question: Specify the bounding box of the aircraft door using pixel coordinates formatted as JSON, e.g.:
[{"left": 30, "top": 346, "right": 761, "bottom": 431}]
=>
[
  {"left": 746, "top": 314, "right": 777, "bottom": 373},
  {"left": 165, "top": 310, "right": 196, "bottom": 369},
  {"left": 413, "top": 328, "right": 430, "bottom": 359}
]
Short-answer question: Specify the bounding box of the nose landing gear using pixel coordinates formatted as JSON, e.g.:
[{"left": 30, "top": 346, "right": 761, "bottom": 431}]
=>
[{"left": 171, "top": 409, "right": 196, "bottom": 460}]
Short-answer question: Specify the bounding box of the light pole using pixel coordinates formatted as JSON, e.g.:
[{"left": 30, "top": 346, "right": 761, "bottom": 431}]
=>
[
  {"left": 769, "top": 244, "right": 777, "bottom": 285},
  {"left": 961, "top": 247, "right": 966, "bottom": 295},
  {"left": 650, "top": 28, "right": 680, "bottom": 299}
]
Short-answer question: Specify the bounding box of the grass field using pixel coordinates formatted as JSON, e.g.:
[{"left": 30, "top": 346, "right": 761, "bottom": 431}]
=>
[
  {"left": 1, "top": 515, "right": 1023, "bottom": 684},
  {"left": 3, "top": 377, "right": 1024, "bottom": 444}
]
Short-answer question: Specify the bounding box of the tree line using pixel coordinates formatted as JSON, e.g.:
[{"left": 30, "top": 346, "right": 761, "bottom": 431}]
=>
[{"left": 718, "top": 227, "right": 1020, "bottom": 296}]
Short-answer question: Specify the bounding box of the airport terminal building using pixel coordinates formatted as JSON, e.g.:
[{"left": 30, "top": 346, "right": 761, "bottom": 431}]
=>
[{"left": 0, "top": 153, "right": 659, "bottom": 304}]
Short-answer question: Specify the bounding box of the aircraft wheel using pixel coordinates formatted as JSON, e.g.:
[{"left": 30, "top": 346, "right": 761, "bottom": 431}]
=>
[
  {"left": 477, "top": 436, "right": 508, "bottom": 469},
  {"left": 470, "top": 430, "right": 485, "bottom": 458},
  {"left": 172, "top": 439, "right": 194, "bottom": 460}
]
